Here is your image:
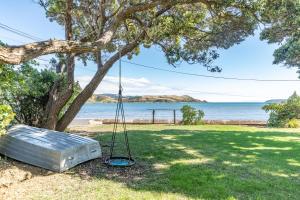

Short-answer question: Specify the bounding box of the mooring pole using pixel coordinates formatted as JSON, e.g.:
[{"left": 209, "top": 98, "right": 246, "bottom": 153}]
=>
[
  {"left": 152, "top": 109, "right": 155, "bottom": 124},
  {"left": 173, "top": 110, "right": 176, "bottom": 124}
]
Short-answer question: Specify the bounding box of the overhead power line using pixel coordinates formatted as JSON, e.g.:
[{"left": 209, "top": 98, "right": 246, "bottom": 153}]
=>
[
  {"left": 0, "top": 22, "right": 43, "bottom": 41},
  {"left": 123, "top": 60, "right": 300, "bottom": 82}
]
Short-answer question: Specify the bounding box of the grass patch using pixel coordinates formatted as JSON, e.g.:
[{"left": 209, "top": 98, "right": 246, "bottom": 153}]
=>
[{"left": 2, "top": 125, "right": 300, "bottom": 199}]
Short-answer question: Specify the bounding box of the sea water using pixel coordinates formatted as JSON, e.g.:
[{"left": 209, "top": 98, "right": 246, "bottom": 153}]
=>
[{"left": 76, "top": 102, "right": 268, "bottom": 121}]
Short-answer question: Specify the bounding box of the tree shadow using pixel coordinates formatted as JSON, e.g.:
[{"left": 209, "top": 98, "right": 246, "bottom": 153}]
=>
[
  {"left": 74, "top": 127, "right": 300, "bottom": 199},
  {"left": 1, "top": 126, "right": 300, "bottom": 199}
]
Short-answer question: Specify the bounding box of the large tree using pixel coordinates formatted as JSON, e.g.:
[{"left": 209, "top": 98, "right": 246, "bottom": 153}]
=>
[
  {"left": 260, "top": 0, "right": 300, "bottom": 71},
  {"left": 0, "top": 0, "right": 258, "bottom": 131}
]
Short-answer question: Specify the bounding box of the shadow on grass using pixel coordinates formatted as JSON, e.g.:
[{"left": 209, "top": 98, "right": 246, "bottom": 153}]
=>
[
  {"left": 2, "top": 126, "right": 300, "bottom": 199},
  {"left": 78, "top": 127, "right": 300, "bottom": 199}
]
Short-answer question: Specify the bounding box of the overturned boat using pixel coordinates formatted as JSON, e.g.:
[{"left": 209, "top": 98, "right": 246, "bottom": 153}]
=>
[{"left": 0, "top": 124, "right": 101, "bottom": 172}]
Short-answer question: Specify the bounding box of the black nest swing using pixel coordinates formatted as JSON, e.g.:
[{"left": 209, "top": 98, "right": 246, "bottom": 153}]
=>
[{"left": 105, "top": 52, "right": 135, "bottom": 167}]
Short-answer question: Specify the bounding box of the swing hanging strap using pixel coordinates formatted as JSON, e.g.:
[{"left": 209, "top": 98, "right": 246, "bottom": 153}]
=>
[
  {"left": 108, "top": 45, "right": 133, "bottom": 161},
  {"left": 118, "top": 50, "right": 122, "bottom": 95}
]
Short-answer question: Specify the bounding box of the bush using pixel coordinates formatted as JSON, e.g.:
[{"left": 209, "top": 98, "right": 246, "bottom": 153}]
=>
[
  {"left": 5, "top": 63, "right": 59, "bottom": 126},
  {"left": 286, "top": 119, "right": 300, "bottom": 128},
  {"left": 263, "top": 92, "right": 300, "bottom": 128},
  {"left": 0, "top": 104, "right": 15, "bottom": 135},
  {"left": 266, "top": 111, "right": 288, "bottom": 128},
  {"left": 1, "top": 62, "right": 81, "bottom": 127},
  {"left": 181, "top": 105, "right": 205, "bottom": 125}
]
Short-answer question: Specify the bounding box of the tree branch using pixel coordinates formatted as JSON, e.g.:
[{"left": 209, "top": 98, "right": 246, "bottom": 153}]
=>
[
  {"left": 0, "top": 29, "right": 114, "bottom": 65},
  {"left": 0, "top": 0, "right": 212, "bottom": 65}
]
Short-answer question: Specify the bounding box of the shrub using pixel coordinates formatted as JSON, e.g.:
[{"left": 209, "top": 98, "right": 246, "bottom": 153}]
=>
[
  {"left": 5, "top": 63, "right": 59, "bottom": 126},
  {"left": 286, "top": 119, "right": 300, "bottom": 128},
  {"left": 1, "top": 62, "right": 81, "bottom": 127},
  {"left": 0, "top": 104, "right": 15, "bottom": 135},
  {"left": 263, "top": 92, "right": 300, "bottom": 128},
  {"left": 266, "top": 110, "right": 288, "bottom": 128},
  {"left": 181, "top": 105, "right": 205, "bottom": 125}
]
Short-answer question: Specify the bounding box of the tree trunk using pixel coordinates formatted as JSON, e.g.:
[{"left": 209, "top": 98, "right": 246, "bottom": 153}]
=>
[
  {"left": 55, "top": 68, "right": 108, "bottom": 131},
  {"left": 43, "top": 81, "right": 60, "bottom": 129},
  {"left": 55, "top": 32, "right": 145, "bottom": 131},
  {"left": 42, "top": 0, "right": 75, "bottom": 130},
  {"left": 42, "top": 55, "right": 75, "bottom": 130}
]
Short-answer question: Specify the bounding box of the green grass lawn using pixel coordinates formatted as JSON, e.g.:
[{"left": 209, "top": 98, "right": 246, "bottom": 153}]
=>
[{"left": 3, "top": 125, "right": 300, "bottom": 199}]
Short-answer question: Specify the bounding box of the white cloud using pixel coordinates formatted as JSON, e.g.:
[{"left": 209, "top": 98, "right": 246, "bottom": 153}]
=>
[{"left": 75, "top": 75, "right": 180, "bottom": 96}]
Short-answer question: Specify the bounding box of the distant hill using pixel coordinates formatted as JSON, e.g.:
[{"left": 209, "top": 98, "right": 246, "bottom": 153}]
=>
[
  {"left": 88, "top": 94, "right": 207, "bottom": 103},
  {"left": 89, "top": 94, "right": 117, "bottom": 103},
  {"left": 265, "top": 99, "right": 286, "bottom": 104}
]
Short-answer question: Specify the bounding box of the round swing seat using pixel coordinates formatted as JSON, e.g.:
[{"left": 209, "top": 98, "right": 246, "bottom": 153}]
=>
[{"left": 105, "top": 156, "right": 135, "bottom": 167}]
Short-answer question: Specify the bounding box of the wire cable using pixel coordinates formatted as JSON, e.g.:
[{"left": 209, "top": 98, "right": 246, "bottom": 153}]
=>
[
  {"left": 0, "top": 22, "right": 43, "bottom": 41},
  {"left": 76, "top": 65, "right": 258, "bottom": 98},
  {"left": 123, "top": 60, "right": 300, "bottom": 82}
]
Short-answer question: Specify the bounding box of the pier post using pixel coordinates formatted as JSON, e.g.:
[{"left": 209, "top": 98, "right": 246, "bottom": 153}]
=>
[
  {"left": 173, "top": 110, "right": 176, "bottom": 124},
  {"left": 152, "top": 110, "right": 155, "bottom": 124}
]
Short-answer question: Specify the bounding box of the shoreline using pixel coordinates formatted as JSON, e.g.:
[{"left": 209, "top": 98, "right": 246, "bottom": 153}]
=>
[
  {"left": 70, "top": 118, "right": 267, "bottom": 127},
  {"left": 76, "top": 102, "right": 268, "bottom": 122}
]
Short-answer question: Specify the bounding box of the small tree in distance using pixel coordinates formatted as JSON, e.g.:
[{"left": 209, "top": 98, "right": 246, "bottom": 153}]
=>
[
  {"left": 181, "top": 105, "right": 205, "bottom": 125},
  {"left": 263, "top": 92, "right": 300, "bottom": 128}
]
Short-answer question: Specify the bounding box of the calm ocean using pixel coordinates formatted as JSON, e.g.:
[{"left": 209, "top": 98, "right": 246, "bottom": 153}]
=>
[{"left": 76, "top": 102, "right": 268, "bottom": 121}]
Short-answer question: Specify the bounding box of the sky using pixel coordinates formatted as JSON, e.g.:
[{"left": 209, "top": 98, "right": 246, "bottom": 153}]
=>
[{"left": 1, "top": 0, "right": 300, "bottom": 102}]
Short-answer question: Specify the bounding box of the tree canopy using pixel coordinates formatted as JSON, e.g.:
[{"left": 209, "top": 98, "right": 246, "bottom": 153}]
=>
[
  {"left": 260, "top": 0, "right": 300, "bottom": 71},
  {"left": 0, "top": 0, "right": 261, "bottom": 130},
  {"left": 1, "top": 0, "right": 258, "bottom": 67}
]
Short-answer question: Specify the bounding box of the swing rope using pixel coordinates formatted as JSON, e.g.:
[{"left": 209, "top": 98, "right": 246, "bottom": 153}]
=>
[{"left": 106, "top": 45, "right": 134, "bottom": 167}]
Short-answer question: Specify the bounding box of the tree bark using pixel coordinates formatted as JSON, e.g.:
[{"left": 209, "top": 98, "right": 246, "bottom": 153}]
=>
[
  {"left": 43, "top": 54, "right": 75, "bottom": 129},
  {"left": 42, "top": 0, "right": 75, "bottom": 130},
  {"left": 55, "top": 67, "right": 107, "bottom": 131},
  {"left": 0, "top": 31, "right": 115, "bottom": 65}
]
